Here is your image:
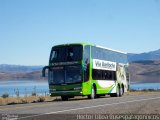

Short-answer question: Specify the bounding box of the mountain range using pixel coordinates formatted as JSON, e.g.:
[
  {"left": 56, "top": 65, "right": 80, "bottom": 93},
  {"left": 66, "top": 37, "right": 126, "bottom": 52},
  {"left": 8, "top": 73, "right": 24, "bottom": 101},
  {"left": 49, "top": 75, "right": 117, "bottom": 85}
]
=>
[
  {"left": 129, "top": 60, "right": 160, "bottom": 83},
  {"left": 128, "top": 49, "right": 160, "bottom": 62},
  {"left": 0, "top": 65, "right": 44, "bottom": 80},
  {"left": 0, "top": 49, "right": 160, "bottom": 82},
  {"left": 0, "top": 64, "right": 43, "bottom": 73},
  {"left": 127, "top": 49, "right": 160, "bottom": 83}
]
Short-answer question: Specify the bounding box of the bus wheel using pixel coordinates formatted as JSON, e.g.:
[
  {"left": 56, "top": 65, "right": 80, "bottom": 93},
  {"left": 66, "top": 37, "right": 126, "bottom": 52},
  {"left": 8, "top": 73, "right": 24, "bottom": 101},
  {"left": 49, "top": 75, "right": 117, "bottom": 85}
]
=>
[
  {"left": 116, "top": 86, "right": 120, "bottom": 97},
  {"left": 119, "top": 87, "right": 123, "bottom": 97},
  {"left": 61, "top": 96, "right": 69, "bottom": 101},
  {"left": 88, "top": 86, "right": 96, "bottom": 99},
  {"left": 110, "top": 94, "right": 115, "bottom": 97},
  {"left": 110, "top": 86, "right": 121, "bottom": 97}
]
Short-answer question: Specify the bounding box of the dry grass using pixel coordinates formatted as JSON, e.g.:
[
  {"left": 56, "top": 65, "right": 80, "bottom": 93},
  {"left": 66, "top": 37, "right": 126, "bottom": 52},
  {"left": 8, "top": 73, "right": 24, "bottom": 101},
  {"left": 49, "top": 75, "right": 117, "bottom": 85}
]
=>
[
  {"left": 0, "top": 91, "right": 160, "bottom": 106},
  {"left": 0, "top": 96, "right": 55, "bottom": 106},
  {"left": 124, "top": 91, "right": 160, "bottom": 96}
]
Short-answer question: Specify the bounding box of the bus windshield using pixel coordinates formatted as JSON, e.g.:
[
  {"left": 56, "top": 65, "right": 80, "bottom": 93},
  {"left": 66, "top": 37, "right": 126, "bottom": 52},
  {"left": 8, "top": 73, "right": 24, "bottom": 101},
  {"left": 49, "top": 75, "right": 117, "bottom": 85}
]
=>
[
  {"left": 49, "top": 65, "right": 82, "bottom": 85},
  {"left": 50, "top": 45, "right": 82, "bottom": 62}
]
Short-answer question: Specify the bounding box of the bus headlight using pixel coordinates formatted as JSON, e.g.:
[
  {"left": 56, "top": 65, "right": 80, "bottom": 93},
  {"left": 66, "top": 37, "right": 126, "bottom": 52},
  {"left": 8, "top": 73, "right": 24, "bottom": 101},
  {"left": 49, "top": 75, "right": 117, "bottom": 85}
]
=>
[{"left": 74, "top": 87, "right": 82, "bottom": 90}]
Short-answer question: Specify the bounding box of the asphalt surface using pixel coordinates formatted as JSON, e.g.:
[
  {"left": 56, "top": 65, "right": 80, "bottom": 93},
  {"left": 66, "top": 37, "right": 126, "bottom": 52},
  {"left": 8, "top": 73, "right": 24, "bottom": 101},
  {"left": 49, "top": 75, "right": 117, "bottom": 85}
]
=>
[{"left": 0, "top": 93, "right": 160, "bottom": 120}]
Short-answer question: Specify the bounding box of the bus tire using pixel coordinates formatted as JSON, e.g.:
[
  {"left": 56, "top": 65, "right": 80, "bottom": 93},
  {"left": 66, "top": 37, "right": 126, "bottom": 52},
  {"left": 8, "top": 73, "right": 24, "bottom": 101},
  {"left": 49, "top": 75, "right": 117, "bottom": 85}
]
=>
[
  {"left": 97, "top": 94, "right": 105, "bottom": 98},
  {"left": 115, "top": 85, "right": 120, "bottom": 97},
  {"left": 88, "top": 86, "right": 96, "bottom": 99},
  {"left": 61, "top": 96, "right": 69, "bottom": 101},
  {"left": 110, "top": 85, "right": 121, "bottom": 97},
  {"left": 122, "top": 85, "right": 124, "bottom": 95},
  {"left": 119, "top": 87, "right": 123, "bottom": 97},
  {"left": 110, "top": 94, "right": 115, "bottom": 97}
]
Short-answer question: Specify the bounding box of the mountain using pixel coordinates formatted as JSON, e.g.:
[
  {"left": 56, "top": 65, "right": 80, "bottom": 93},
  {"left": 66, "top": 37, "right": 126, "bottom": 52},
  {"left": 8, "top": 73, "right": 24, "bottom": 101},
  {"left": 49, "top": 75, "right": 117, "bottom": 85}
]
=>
[
  {"left": 0, "top": 71, "right": 46, "bottom": 80},
  {"left": 129, "top": 60, "right": 160, "bottom": 83},
  {"left": 128, "top": 49, "right": 160, "bottom": 62},
  {"left": 0, "top": 64, "right": 43, "bottom": 72},
  {"left": 0, "top": 64, "right": 45, "bottom": 80},
  {"left": 127, "top": 49, "right": 160, "bottom": 83},
  {"left": 0, "top": 48, "right": 160, "bottom": 82}
]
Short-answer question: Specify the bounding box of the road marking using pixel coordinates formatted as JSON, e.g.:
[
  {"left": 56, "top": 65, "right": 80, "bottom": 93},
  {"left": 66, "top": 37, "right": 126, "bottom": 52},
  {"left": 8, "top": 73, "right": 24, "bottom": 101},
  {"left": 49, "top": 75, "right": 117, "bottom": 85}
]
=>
[
  {"left": 0, "top": 94, "right": 156, "bottom": 111},
  {"left": 18, "top": 96, "right": 160, "bottom": 120}
]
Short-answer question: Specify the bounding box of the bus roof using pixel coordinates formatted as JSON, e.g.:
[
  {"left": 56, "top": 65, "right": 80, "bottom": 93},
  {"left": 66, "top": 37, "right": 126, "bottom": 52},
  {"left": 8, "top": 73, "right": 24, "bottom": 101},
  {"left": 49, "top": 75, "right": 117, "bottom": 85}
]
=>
[
  {"left": 52, "top": 43, "right": 85, "bottom": 47},
  {"left": 52, "top": 43, "right": 127, "bottom": 54},
  {"left": 95, "top": 45, "right": 127, "bottom": 54}
]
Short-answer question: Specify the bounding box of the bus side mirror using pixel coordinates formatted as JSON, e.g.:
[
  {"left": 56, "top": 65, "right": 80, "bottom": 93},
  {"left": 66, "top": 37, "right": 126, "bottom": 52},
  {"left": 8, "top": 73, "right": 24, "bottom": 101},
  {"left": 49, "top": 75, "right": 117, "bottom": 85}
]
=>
[{"left": 42, "top": 66, "right": 49, "bottom": 77}]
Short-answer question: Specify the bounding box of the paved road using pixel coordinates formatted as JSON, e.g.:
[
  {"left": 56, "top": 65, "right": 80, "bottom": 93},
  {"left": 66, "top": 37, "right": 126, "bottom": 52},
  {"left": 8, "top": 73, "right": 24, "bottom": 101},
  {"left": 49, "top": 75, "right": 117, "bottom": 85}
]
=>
[{"left": 0, "top": 93, "right": 160, "bottom": 120}]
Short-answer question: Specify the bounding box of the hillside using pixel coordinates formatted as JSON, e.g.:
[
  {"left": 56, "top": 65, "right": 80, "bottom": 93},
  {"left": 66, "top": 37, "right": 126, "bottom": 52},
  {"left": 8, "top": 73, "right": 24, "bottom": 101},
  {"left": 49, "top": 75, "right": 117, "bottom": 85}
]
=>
[
  {"left": 0, "top": 61, "right": 160, "bottom": 83},
  {"left": 0, "top": 48, "right": 160, "bottom": 82},
  {"left": 127, "top": 49, "right": 160, "bottom": 83},
  {"left": 0, "top": 64, "right": 43, "bottom": 72},
  {"left": 0, "top": 64, "right": 45, "bottom": 80},
  {"left": 0, "top": 71, "right": 46, "bottom": 80},
  {"left": 129, "top": 60, "right": 160, "bottom": 83}
]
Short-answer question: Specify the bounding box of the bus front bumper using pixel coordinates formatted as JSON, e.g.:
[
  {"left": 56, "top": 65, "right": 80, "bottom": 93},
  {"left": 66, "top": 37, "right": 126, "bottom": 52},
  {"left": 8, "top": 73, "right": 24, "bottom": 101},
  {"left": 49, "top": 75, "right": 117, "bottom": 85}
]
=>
[{"left": 50, "top": 90, "right": 83, "bottom": 96}]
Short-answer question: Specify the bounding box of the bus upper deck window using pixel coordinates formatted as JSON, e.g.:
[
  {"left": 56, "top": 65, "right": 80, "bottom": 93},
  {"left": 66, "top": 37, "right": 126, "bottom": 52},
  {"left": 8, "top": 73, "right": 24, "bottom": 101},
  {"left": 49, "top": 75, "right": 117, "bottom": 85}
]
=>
[{"left": 67, "top": 48, "right": 74, "bottom": 61}]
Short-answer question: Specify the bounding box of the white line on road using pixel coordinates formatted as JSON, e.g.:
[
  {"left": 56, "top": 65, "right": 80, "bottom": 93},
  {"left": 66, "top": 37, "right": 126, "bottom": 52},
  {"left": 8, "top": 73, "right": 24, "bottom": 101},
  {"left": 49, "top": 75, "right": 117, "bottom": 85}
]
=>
[{"left": 18, "top": 96, "right": 160, "bottom": 120}]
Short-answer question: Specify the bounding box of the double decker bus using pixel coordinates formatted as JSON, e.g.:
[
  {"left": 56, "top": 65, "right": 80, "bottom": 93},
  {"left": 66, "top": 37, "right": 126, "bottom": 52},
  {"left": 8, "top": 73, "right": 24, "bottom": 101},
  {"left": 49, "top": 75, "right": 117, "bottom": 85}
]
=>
[{"left": 42, "top": 43, "right": 129, "bottom": 100}]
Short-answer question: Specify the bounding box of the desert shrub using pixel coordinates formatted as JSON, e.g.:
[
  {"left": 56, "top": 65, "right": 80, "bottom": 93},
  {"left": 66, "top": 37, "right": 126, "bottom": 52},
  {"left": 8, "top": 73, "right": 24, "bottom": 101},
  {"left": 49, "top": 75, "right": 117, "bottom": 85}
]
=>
[
  {"left": 32, "top": 86, "right": 37, "bottom": 96},
  {"left": 1, "top": 93, "right": 9, "bottom": 98},
  {"left": 141, "top": 89, "right": 155, "bottom": 92},
  {"left": 31, "top": 92, "right": 37, "bottom": 96},
  {"left": 21, "top": 99, "right": 28, "bottom": 104},
  {"left": 129, "top": 89, "right": 137, "bottom": 92},
  {"left": 37, "top": 97, "right": 45, "bottom": 102}
]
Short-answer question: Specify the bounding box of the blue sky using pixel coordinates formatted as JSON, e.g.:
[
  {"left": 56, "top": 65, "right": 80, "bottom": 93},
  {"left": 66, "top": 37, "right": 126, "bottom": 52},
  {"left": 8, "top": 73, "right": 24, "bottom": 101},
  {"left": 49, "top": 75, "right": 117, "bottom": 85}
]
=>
[{"left": 0, "top": 0, "right": 160, "bottom": 65}]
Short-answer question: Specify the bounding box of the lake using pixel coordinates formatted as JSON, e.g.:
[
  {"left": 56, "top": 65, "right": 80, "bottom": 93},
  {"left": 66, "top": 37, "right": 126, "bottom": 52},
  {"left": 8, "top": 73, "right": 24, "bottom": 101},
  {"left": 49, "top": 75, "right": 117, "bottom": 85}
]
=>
[
  {"left": 130, "top": 82, "right": 160, "bottom": 90},
  {"left": 0, "top": 80, "right": 49, "bottom": 97},
  {"left": 0, "top": 80, "right": 160, "bottom": 97}
]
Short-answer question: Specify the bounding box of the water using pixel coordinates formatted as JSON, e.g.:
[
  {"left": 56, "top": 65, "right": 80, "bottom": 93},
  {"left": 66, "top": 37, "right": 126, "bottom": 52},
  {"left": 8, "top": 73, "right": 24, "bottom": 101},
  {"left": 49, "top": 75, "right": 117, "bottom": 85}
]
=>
[
  {"left": 0, "top": 80, "right": 160, "bottom": 97},
  {"left": 0, "top": 80, "right": 49, "bottom": 97},
  {"left": 130, "top": 82, "right": 160, "bottom": 90}
]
